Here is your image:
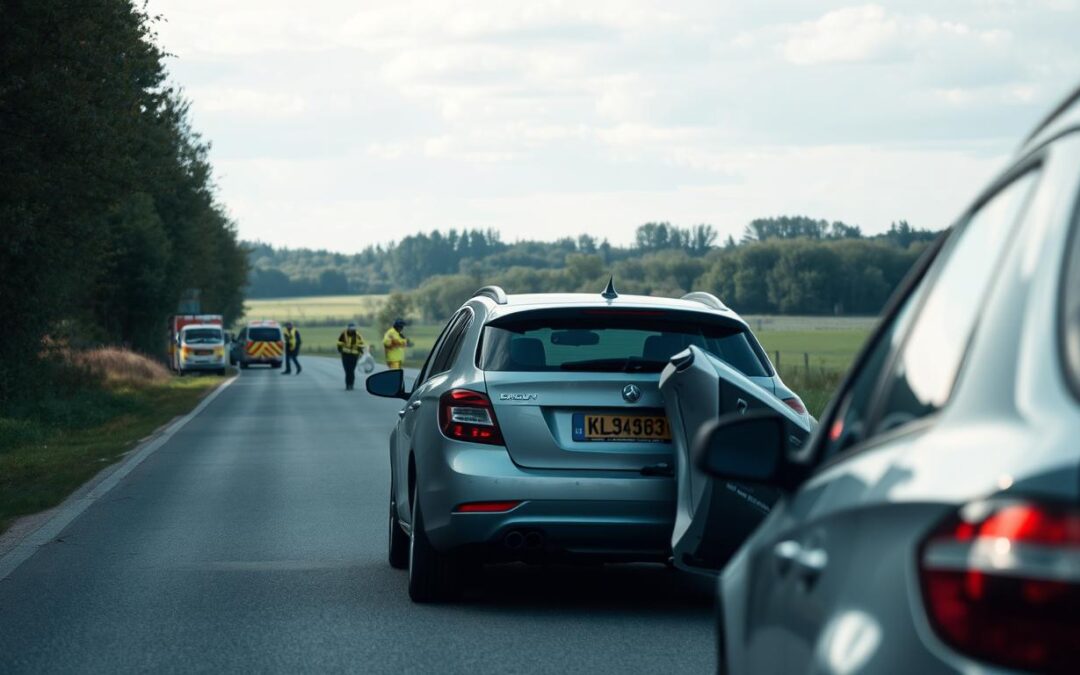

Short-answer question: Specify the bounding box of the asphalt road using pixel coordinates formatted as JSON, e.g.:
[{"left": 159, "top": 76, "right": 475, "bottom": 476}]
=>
[{"left": 0, "top": 357, "right": 715, "bottom": 674}]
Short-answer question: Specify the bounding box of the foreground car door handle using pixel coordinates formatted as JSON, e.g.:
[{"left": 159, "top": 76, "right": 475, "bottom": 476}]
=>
[
  {"left": 409, "top": 400, "right": 422, "bottom": 411},
  {"left": 773, "top": 540, "right": 828, "bottom": 581}
]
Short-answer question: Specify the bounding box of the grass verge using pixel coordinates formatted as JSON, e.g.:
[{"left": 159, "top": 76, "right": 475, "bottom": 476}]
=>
[{"left": 0, "top": 352, "right": 226, "bottom": 535}]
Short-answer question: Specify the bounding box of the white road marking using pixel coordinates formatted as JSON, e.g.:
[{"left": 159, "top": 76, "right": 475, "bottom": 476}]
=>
[{"left": 0, "top": 376, "right": 237, "bottom": 582}]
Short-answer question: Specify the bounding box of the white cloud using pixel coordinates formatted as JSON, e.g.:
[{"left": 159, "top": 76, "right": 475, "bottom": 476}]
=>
[
  {"left": 193, "top": 87, "right": 307, "bottom": 117},
  {"left": 147, "top": 0, "right": 1080, "bottom": 250},
  {"left": 783, "top": 5, "right": 901, "bottom": 65}
]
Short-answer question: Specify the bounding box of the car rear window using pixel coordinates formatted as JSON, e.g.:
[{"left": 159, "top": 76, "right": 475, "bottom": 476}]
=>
[
  {"left": 249, "top": 327, "right": 281, "bottom": 341},
  {"left": 479, "top": 309, "right": 770, "bottom": 376},
  {"left": 183, "top": 328, "right": 222, "bottom": 343}
]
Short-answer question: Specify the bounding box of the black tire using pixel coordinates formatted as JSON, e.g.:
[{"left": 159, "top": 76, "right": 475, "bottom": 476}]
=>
[
  {"left": 240, "top": 362, "right": 249, "bottom": 370},
  {"left": 388, "top": 492, "right": 409, "bottom": 570},
  {"left": 271, "top": 361, "right": 281, "bottom": 369},
  {"left": 216, "top": 368, "right": 227, "bottom": 376},
  {"left": 408, "top": 491, "right": 461, "bottom": 603}
]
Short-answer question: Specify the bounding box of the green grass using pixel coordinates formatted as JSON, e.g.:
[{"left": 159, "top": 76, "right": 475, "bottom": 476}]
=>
[
  {"left": 0, "top": 375, "right": 225, "bottom": 534},
  {"left": 756, "top": 329, "right": 871, "bottom": 373},
  {"left": 755, "top": 326, "right": 873, "bottom": 417}
]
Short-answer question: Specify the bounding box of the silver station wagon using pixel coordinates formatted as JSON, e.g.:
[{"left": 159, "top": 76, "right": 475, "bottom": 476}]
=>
[{"left": 367, "top": 282, "right": 812, "bottom": 602}]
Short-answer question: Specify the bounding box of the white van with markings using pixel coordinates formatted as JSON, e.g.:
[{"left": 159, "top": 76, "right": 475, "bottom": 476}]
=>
[{"left": 176, "top": 324, "right": 227, "bottom": 376}]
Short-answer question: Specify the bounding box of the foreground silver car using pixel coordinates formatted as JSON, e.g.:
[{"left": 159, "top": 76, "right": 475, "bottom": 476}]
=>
[
  {"left": 696, "top": 86, "right": 1080, "bottom": 673},
  {"left": 367, "top": 284, "right": 809, "bottom": 602}
]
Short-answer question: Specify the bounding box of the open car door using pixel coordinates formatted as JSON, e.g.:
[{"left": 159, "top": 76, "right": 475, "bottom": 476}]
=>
[{"left": 660, "top": 346, "right": 813, "bottom": 574}]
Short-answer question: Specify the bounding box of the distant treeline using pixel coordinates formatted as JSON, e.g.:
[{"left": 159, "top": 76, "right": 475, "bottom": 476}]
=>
[
  {"left": 0, "top": 1, "right": 248, "bottom": 400},
  {"left": 248, "top": 218, "right": 939, "bottom": 319}
]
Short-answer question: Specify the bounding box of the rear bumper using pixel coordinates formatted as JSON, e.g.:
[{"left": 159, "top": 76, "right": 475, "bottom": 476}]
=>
[{"left": 419, "top": 442, "right": 675, "bottom": 560}]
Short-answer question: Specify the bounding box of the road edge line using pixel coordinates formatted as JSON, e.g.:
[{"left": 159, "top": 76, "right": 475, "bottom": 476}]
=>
[{"left": 0, "top": 375, "right": 238, "bottom": 582}]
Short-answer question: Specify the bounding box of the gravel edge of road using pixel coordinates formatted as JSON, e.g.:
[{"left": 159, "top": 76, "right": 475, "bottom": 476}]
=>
[{"left": 0, "top": 375, "right": 238, "bottom": 582}]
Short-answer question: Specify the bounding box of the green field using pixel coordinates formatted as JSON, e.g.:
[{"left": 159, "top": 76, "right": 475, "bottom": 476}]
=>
[
  {"left": 752, "top": 321, "right": 875, "bottom": 415},
  {"left": 243, "top": 295, "right": 386, "bottom": 324}
]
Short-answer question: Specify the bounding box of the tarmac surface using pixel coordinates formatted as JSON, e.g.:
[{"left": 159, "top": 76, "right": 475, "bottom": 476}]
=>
[{"left": 0, "top": 358, "right": 714, "bottom": 673}]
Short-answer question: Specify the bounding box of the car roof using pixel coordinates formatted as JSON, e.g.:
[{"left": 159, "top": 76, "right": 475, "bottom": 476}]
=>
[
  {"left": 1018, "top": 81, "right": 1080, "bottom": 155},
  {"left": 246, "top": 320, "right": 281, "bottom": 328},
  {"left": 181, "top": 324, "right": 222, "bottom": 330},
  {"left": 474, "top": 292, "right": 749, "bottom": 326}
]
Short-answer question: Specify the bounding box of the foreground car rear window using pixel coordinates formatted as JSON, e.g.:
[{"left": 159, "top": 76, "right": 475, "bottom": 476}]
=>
[
  {"left": 479, "top": 310, "right": 770, "bottom": 376},
  {"left": 249, "top": 328, "right": 281, "bottom": 341}
]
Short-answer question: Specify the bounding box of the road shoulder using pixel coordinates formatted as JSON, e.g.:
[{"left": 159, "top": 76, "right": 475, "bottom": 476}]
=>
[{"left": 0, "top": 375, "right": 237, "bottom": 581}]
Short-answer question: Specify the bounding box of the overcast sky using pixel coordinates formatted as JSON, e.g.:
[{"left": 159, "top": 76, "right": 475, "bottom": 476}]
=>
[{"left": 149, "top": 1, "right": 1080, "bottom": 252}]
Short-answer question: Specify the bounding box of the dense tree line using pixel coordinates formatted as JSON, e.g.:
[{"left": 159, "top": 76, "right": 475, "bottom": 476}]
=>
[
  {"left": 0, "top": 0, "right": 247, "bottom": 400},
  {"left": 249, "top": 218, "right": 938, "bottom": 322}
]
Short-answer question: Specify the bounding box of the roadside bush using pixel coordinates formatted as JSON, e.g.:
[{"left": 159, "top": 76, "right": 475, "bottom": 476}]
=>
[
  {"left": 73, "top": 348, "right": 171, "bottom": 386},
  {"left": 0, "top": 348, "right": 167, "bottom": 454}
]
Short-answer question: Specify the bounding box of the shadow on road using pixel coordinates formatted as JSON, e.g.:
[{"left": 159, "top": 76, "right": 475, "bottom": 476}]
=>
[{"left": 458, "top": 563, "right": 715, "bottom": 615}]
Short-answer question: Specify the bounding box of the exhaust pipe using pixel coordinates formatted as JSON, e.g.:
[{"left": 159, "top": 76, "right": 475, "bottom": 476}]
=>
[
  {"left": 524, "top": 531, "right": 544, "bottom": 550},
  {"left": 504, "top": 531, "right": 524, "bottom": 550}
]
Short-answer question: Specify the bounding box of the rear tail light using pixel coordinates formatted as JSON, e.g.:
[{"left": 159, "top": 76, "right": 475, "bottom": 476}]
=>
[
  {"left": 439, "top": 389, "right": 504, "bottom": 445},
  {"left": 782, "top": 397, "right": 807, "bottom": 415},
  {"left": 918, "top": 499, "right": 1080, "bottom": 673}
]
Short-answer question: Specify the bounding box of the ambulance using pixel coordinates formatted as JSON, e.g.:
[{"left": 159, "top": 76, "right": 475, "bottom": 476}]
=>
[{"left": 167, "top": 314, "right": 226, "bottom": 374}]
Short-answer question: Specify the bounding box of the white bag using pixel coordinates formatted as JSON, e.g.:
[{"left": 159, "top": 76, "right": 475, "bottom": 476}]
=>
[{"left": 359, "top": 350, "right": 376, "bottom": 374}]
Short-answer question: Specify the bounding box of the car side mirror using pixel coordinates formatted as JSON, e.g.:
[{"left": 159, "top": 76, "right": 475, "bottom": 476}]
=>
[
  {"left": 366, "top": 369, "right": 407, "bottom": 399},
  {"left": 692, "top": 410, "right": 795, "bottom": 488}
]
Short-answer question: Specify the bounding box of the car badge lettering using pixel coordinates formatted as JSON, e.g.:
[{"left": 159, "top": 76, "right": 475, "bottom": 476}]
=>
[
  {"left": 499, "top": 393, "right": 537, "bottom": 401},
  {"left": 622, "top": 384, "right": 642, "bottom": 403}
]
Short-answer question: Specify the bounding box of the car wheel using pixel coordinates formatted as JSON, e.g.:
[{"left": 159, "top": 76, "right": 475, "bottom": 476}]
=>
[
  {"left": 216, "top": 368, "right": 227, "bottom": 376},
  {"left": 388, "top": 492, "right": 409, "bottom": 570},
  {"left": 240, "top": 362, "right": 249, "bottom": 369},
  {"left": 408, "top": 489, "right": 461, "bottom": 603}
]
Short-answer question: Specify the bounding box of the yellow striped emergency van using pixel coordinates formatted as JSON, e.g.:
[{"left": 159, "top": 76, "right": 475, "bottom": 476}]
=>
[{"left": 235, "top": 320, "right": 284, "bottom": 369}]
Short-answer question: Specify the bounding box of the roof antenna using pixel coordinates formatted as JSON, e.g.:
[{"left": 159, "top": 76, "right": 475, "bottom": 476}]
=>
[{"left": 601, "top": 276, "right": 619, "bottom": 300}]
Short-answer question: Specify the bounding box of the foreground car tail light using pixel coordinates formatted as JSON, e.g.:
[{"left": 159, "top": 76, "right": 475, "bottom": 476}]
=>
[
  {"left": 439, "top": 389, "right": 504, "bottom": 445},
  {"left": 782, "top": 397, "right": 807, "bottom": 415},
  {"left": 453, "top": 501, "right": 521, "bottom": 513},
  {"left": 918, "top": 499, "right": 1080, "bottom": 673}
]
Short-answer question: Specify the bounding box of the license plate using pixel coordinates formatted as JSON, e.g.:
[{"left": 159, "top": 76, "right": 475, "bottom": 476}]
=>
[
  {"left": 194, "top": 350, "right": 212, "bottom": 356},
  {"left": 572, "top": 413, "right": 671, "bottom": 442}
]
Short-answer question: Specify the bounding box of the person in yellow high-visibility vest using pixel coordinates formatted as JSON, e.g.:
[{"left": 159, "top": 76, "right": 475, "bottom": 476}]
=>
[
  {"left": 383, "top": 318, "right": 410, "bottom": 370},
  {"left": 282, "top": 321, "right": 302, "bottom": 375},
  {"left": 336, "top": 322, "right": 366, "bottom": 390}
]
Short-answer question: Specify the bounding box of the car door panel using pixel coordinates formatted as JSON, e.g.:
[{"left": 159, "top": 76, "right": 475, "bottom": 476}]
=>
[
  {"left": 661, "top": 346, "right": 812, "bottom": 574},
  {"left": 724, "top": 435, "right": 921, "bottom": 674}
]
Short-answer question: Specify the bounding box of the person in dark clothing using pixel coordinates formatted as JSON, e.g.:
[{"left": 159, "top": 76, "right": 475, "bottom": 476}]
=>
[
  {"left": 336, "top": 322, "right": 366, "bottom": 390},
  {"left": 282, "top": 322, "right": 302, "bottom": 374}
]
